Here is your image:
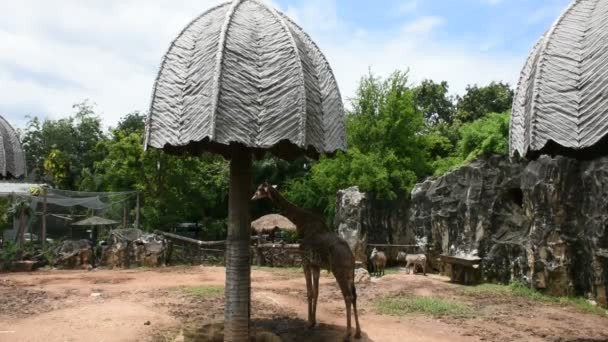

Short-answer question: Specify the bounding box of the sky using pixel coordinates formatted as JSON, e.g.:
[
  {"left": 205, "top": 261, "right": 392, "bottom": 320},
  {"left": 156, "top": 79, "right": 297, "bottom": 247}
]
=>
[{"left": 0, "top": 0, "right": 572, "bottom": 129}]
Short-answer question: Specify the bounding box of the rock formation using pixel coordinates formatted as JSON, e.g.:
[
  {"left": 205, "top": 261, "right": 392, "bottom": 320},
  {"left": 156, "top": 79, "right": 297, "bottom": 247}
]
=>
[
  {"left": 335, "top": 186, "right": 412, "bottom": 265},
  {"left": 415, "top": 154, "right": 608, "bottom": 305},
  {"left": 335, "top": 154, "right": 608, "bottom": 306},
  {"left": 53, "top": 240, "right": 92, "bottom": 269}
]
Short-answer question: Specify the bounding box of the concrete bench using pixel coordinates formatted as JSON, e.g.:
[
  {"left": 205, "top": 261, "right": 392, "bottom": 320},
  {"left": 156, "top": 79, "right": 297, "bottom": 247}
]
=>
[{"left": 440, "top": 255, "right": 482, "bottom": 285}]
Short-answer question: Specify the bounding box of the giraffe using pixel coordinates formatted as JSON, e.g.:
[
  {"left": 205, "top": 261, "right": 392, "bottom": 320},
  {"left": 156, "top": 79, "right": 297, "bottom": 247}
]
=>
[{"left": 252, "top": 182, "right": 362, "bottom": 341}]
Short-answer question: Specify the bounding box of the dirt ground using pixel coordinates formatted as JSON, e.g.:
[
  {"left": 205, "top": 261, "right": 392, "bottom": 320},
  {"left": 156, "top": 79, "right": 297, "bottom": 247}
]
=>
[{"left": 0, "top": 266, "right": 607, "bottom": 342}]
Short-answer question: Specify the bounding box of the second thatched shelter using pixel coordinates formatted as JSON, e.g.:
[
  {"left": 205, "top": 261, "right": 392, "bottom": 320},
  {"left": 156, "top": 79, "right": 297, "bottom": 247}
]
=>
[{"left": 251, "top": 214, "right": 296, "bottom": 234}]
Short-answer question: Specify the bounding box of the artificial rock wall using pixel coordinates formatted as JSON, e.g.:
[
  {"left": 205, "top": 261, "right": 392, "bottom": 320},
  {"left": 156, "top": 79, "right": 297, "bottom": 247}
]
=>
[{"left": 336, "top": 154, "right": 608, "bottom": 306}]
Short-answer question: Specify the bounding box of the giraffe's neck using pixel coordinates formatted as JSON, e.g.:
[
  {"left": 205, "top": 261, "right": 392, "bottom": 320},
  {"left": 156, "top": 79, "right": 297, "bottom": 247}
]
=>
[{"left": 268, "top": 188, "right": 314, "bottom": 237}]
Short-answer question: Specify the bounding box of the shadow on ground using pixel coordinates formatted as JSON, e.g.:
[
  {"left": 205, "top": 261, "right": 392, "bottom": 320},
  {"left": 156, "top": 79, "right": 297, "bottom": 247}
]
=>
[
  {"left": 177, "top": 318, "right": 373, "bottom": 342},
  {"left": 254, "top": 317, "right": 373, "bottom": 342}
]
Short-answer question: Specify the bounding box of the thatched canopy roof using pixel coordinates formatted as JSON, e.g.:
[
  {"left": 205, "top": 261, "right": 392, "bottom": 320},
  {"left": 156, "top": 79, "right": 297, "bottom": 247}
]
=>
[
  {"left": 0, "top": 115, "right": 26, "bottom": 179},
  {"left": 71, "top": 216, "right": 119, "bottom": 226},
  {"left": 144, "top": 0, "right": 346, "bottom": 160},
  {"left": 251, "top": 214, "right": 296, "bottom": 233},
  {"left": 510, "top": 0, "right": 608, "bottom": 158}
]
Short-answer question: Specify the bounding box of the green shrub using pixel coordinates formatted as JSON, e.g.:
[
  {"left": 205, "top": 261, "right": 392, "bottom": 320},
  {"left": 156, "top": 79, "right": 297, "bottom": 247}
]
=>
[{"left": 0, "top": 241, "right": 20, "bottom": 262}]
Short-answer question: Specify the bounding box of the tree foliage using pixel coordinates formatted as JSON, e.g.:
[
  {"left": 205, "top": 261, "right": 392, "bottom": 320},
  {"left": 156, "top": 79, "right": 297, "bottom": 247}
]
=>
[
  {"left": 22, "top": 101, "right": 104, "bottom": 189},
  {"left": 414, "top": 80, "right": 455, "bottom": 125},
  {"left": 283, "top": 71, "right": 429, "bottom": 221},
  {"left": 455, "top": 82, "right": 513, "bottom": 122},
  {"left": 19, "top": 70, "right": 514, "bottom": 233}
]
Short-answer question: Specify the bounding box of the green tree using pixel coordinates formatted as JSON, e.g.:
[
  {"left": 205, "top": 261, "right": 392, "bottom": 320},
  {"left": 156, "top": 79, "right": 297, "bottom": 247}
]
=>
[
  {"left": 22, "top": 101, "right": 106, "bottom": 188},
  {"left": 80, "top": 113, "right": 230, "bottom": 237},
  {"left": 285, "top": 71, "right": 428, "bottom": 221},
  {"left": 457, "top": 112, "right": 510, "bottom": 161},
  {"left": 414, "top": 80, "right": 455, "bottom": 125},
  {"left": 456, "top": 82, "right": 514, "bottom": 122},
  {"left": 430, "top": 112, "right": 510, "bottom": 175}
]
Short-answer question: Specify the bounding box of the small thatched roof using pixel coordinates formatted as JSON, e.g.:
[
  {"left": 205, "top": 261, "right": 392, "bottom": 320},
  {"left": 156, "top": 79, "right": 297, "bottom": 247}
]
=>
[
  {"left": 71, "top": 216, "right": 119, "bottom": 226},
  {"left": 251, "top": 214, "right": 296, "bottom": 233},
  {"left": 144, "top": 0, "right": 346, "bottom": 160}
]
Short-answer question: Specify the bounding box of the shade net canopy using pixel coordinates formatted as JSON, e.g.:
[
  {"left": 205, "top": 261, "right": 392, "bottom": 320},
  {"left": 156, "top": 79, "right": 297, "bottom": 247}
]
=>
[
  {"left": 2, "top": 188, "right": 137, "bottom": 244},
  {"left": 145, "top": 0, "right": 346, "bottom": 160},
  {"left": 510, "top": 0, "right": 608, "bottom": 158},
  {"left": 71, "top": 216, "right": 120, "bottom": 226}
]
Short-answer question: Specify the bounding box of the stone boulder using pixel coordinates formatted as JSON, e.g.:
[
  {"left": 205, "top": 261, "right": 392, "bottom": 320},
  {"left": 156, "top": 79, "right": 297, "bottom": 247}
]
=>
[
  {"left": 354, "top": 268, "right": 371, "bottom": 284},
  {"left": 101, "top": 229, "right": 167, "bottom": 268},
  {"left": 54, "top": 240, "right": 92, "bottom": 269}
]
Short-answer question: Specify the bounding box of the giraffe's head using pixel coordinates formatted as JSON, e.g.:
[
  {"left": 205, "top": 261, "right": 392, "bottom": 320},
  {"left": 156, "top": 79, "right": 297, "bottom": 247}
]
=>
[{"left": 251, "top": 182, "right": 276, "bottom": 201}]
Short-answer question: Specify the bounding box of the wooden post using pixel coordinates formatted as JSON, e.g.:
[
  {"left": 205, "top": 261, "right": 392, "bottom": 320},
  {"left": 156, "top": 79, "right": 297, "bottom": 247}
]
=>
[
  {"left": 135, "top": 192, "right": 140, "bottom": 229},
  {"left": 41, "top": 186, "right": 48, "bottom": 251},
  {"left": 224, "top": 147, "right": 252, "bottom": 341},
  {"left": 18, "top": 207, "right": 25, "bottom": 260},
  {"left": 123, "top": 205, "right": 127, "bottom": 228},
  {"left": 91, "top": 226, "right": 98, "bottom": 268}
]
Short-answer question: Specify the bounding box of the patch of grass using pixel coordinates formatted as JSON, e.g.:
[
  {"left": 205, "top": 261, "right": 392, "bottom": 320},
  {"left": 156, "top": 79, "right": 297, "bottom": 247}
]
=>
[
  {"left": 557, "top": 297, "right": 607, "bottom": 316},
  {"left": 252, "top": 266, "right": 302, "bottom": 274},
  {"left": 508, "top": 281, "right": 551, "bottom": 301},
  {"left": 461, "top": 283, "right": 512, "bottom": 296},
  {"left": 375, "top": 296, "right": 472, "bottom": 317},
  {"left": 462, "top": 282, "right": 607, "bottom": 316},
  {"left": 180, "top": 285, "right": 224, "bottom": 299},
  {"left": 383, "top": 267, "right": 401, "bottom": 275}
]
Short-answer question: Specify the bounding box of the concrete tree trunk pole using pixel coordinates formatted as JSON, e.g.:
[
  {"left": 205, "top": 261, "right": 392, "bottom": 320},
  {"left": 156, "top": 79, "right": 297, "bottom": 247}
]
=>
[{"left": 224, "top": 146, "right": 252, "bottom": 341}]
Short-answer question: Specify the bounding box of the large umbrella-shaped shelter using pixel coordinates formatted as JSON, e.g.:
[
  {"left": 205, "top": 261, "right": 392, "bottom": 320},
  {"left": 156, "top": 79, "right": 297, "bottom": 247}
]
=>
[
  {"left": 145, "top": 0, "right": 346, "bottom": 339},
  {"left": 0, "top": 115, "right": 28, "bottom": 256},
  {"left": 0, "top": 115, "right": 26, "bottom": 179},
  {"left": 510, "top": 0, "right": 608, "bottom": 159}
]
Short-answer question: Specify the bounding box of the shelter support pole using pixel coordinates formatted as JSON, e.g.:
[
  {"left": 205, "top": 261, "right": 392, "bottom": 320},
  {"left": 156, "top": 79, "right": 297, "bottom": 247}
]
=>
[
  {"left": 42, "top": 186, "right": 48, "bottom": 251},
  {"left": 224, "top": 146, "right": 252, "bottom": 342}
]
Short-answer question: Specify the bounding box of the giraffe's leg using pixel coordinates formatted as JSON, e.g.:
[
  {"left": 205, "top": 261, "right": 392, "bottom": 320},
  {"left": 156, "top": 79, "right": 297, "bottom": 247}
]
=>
[
  {"left": 336, "top": 275, "right": 353, "bottom": 341},
  {"left": 311, "top": 265, "right": 320, "bottom": 327},
  {"left": 303, "top": 264, "right": 314, "bottom": 328},
  {"left": 352, "top": 281, "right": 361, "bottom": 339}
]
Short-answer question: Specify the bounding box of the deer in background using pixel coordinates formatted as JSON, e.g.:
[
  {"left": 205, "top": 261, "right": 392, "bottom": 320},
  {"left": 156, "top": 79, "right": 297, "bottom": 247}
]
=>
[
  {"left": 369, "top": 248, "right": 387, "bottom": 277},
  {"left": 252, "top": 182, "right": 361, "bottom": 341}
]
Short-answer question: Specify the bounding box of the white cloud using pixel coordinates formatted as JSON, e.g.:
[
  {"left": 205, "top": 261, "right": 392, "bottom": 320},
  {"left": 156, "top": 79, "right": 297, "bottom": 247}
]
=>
[
  {"left": 480, "top": 0, "right": 504, "bottom": 5},
  {"left": 0, "top": 0, "right": 525, "bottom": 130},
  {"left": 397, "top": 0, "right": 419, "bottom": 15},
  {"left": 402, "top": 16, "right": 445, "bottom": 34}
]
